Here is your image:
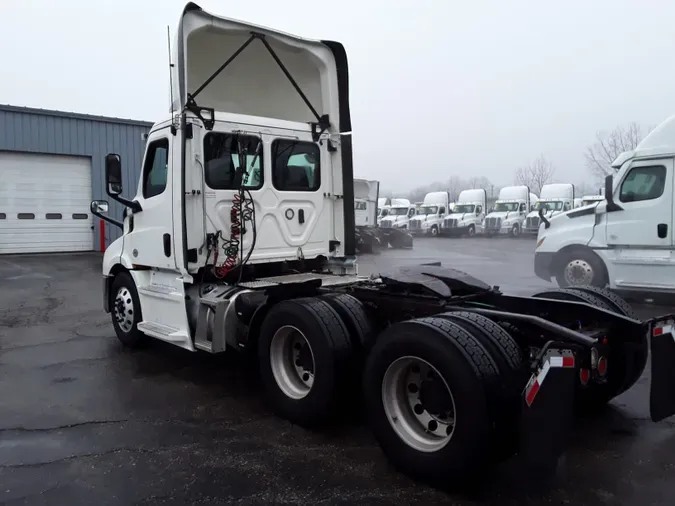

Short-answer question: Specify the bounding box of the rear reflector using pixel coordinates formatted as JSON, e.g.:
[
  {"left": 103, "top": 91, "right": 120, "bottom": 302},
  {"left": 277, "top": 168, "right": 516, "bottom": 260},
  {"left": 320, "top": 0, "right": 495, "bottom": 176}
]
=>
[{"left": 525, "top": 352, "right": 575, "bottom": 407}]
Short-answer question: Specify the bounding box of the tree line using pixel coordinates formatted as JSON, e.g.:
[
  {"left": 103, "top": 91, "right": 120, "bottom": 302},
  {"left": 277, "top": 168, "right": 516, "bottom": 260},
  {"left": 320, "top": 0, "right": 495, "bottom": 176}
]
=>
[{"left": 385, "top": 122, "right": 647, "bottom": 202}]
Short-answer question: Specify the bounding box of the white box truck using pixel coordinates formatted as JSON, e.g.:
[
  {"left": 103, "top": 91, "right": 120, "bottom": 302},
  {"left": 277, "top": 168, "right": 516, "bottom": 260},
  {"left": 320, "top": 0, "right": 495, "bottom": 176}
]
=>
[
  {"left": 523, "top": 183, "right": 575, "bottom": 235},
  {"left": 408, "top": 191, "right": 450, "bottom": 237},
  {"left": 440, "top": 189, "right": 487, "bottom": 237},
  {"left": 534, "top": 113, "right": 674, "bottom": 293},
  {"left": 482, "top": 186, "right": 535, "bottom": 237},
  {"left": 87, "top": 2, "right": 675, "bottom": 490}
]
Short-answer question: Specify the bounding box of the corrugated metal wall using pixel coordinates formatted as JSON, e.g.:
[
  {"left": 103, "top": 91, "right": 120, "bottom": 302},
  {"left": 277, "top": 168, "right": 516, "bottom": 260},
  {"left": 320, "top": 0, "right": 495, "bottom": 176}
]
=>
[{"left": 0, "top": 105, "right": 152, "bottom": 249}]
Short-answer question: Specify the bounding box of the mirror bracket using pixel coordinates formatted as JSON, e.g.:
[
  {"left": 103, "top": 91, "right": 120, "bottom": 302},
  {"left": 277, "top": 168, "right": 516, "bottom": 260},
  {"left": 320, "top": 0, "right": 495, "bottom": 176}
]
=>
[{"left": 604, "top": 174, "right": 623, "bottom": 212}]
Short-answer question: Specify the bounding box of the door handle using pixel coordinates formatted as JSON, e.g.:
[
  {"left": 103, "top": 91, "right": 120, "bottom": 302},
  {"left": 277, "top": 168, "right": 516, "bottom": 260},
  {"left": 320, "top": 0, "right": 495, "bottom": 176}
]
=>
[
  {"left": 163, "top": 233, "right": 171, "bottom": 257},
  {"left": 298, "top": 209, "right": 305, "bottom": 225},
  {"left": 657, "top": 223, "right": 668, "bottom": 239}
]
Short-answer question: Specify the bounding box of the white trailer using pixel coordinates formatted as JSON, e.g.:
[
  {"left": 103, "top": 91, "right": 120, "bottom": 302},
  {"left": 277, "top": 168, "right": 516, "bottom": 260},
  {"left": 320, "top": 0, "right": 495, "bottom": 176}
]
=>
[
  {"left": 535, "top": 114, "right": 675, "bottom": 293},
  {"left": 354, "top": 179, "right": 379, "bottom": 228},
  {"left": 524, "top": 183, "right": 575, "bottom": 235},
  {"left": 482, "top": 185, "right": 534, "bottom": 237},
  {"left": 88, "top": 2, "right": 675, "bottom": 490},
  {"left": 440, "top": 189, "right": 487, "bottom": 237},
  {"left": 408, "top": 191, "right": 450, "bottom": 237}
]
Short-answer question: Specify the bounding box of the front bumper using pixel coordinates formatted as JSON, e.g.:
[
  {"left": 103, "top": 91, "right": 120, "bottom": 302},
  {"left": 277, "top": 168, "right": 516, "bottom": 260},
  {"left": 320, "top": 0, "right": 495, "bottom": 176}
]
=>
[{"left": 534, "top": 251, "right": 554, "bottom": 281}]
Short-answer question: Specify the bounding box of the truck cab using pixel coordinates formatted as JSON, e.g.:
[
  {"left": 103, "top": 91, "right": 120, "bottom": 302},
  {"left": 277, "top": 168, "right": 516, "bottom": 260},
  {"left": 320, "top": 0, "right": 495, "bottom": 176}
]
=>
[
  {"left": 441, "top": 188, "right": 486, "bottom": 237},
  {"left": 379, "top": 198, "right": 416, "bottom": 230},
  {"left": 535, "top": 114, "right": 675, "bottom": 293},
  {"left": 409, "top": 191, "right": 450, "bottom": 237},
  {"left": 354, "top": 178, "right": 379, "bottom": 228},
  {"left": 482, "top": 185, "right": 533, "bottom": 237},
  {"left": 524, "top": 183, "right": 575, "bottom": 235}
]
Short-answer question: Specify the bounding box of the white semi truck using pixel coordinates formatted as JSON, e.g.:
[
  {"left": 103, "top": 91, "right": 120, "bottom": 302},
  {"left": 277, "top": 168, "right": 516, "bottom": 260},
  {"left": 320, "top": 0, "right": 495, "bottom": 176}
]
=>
[
  {"left": 89, "top": 2, "right": 675, "bottom": 490},
  {"left": 379, "top": 198, "right": 416, "bottom": 230},
  {"left": 408, "top": 191, "right": 450, "bottom": 237},
  {"left": 534, "top": 114, "right": 675, "bottom": 293},
  {"left": 354, "top": 178, "right": 381, "bottom": 252},
  {"left": 482, "top": 186, "right": 536, "bottom": 237},
  {"left": 523, "top": 183, "right": 575, "bottom": 235},
  {"left": 441, "top": 189, "right": 487, "bottom": 237}
]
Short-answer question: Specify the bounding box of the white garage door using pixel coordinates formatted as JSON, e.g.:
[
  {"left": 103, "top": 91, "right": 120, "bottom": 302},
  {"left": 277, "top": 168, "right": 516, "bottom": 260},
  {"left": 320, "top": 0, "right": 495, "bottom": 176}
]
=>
[{"left": 0, "top": 152, "right": 93, "bottom": 254}]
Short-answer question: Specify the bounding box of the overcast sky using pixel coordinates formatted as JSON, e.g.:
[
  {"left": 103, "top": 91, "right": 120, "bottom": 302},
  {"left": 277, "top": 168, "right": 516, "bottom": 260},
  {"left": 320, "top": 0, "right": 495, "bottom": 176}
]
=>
[{"left": 2, "top": 0, "right": 674, "bottom": 193}]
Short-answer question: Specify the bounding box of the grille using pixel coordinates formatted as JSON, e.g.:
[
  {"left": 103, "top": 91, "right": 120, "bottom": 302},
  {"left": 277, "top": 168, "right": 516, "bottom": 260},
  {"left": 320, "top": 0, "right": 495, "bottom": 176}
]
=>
[
  {"left": 444, "top": 218, "right": 458, "bottom": 228},
  {"left": 526, "top": 217, "right": 540, "bottom": 229},
  {"left": 410, "top": 220, "right": 421, "bottom": 229},
  {"left": 380, "top": 221, "right": 391, "bottom": 228},
  {"left": 485, "top": 217, "right": 501, "bottom": 229}
]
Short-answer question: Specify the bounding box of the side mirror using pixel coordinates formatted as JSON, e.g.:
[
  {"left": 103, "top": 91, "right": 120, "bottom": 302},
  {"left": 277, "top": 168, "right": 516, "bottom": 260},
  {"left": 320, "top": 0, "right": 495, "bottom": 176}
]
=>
[
  {"left": 105, "top": 153, "right": 123, "bottom": 196},
  {"left": 90, "top": 200, "right": 109, "bottom": 214},
  {"left": 604, "top": 174, "right": 622, "bottom": 212}
]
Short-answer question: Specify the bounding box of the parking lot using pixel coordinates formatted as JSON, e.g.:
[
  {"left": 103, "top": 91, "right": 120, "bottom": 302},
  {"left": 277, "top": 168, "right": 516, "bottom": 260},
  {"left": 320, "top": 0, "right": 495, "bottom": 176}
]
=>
[{"left": 1, "top": 237, "right": 674, "bottom": 505}]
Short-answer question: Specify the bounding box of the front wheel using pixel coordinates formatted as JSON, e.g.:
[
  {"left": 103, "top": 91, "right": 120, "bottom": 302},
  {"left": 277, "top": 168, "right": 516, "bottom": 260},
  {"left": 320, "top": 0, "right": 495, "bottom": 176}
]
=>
[
  {"left": 110, "top": 272, "right": 147, "bottom": 348},
  {"left": 430, "top": 225, "right": 439, "bottom": 237},
  {"left": 467, "top": 224, "right": 476, "bottom": 237},
  {"left": 555, "top": 249, "right": 608, "bottom": 288},
  {"left": 510, "top": 224, "right": 520, "bottom": 237}
]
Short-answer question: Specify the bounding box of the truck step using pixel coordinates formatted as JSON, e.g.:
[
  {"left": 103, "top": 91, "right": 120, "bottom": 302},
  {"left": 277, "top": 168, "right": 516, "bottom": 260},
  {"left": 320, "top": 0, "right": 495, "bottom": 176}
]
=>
[{"left": 137, "top": 321, "right": 188, "bottom": 342}]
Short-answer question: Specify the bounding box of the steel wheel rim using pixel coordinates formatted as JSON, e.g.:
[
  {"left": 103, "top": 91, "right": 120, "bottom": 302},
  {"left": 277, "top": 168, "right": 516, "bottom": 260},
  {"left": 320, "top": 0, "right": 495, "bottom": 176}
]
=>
[
  {"left": 431, "top": 226, "right": 438, "bottom": 236},
  {"left": 114, "top": 287, "right": 134, "bottom": 333},
  {"left": 564, "top": 259, "right": 594, "bottom": 286},
  {"left": 382, "top": 356, "right": 456, "bottom": 453},
  {"left": 270, "top": 325, "right": 315, "bottom": 400},
  {"left": 468, "top": 225, "right": 475, "bottom": 236}
]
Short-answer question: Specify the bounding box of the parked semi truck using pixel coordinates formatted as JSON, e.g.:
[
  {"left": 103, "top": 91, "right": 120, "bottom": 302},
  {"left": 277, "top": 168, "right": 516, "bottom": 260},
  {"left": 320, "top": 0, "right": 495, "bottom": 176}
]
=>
[
  {"left": 90, "top": 3, "right": 675, "bottom": 489},
  {"left": 534, "top": 115, "right": 675, "bottom": 293},
  {"left": 409, "top": 191, "right": 451, "bottom": 237},
  {"left": 482, "top": 186, "right": 536, "bottom": 237},
  {"left": 441, "top": 188, "right": 487, "bottom": 237},
  {"left": 524, "top": 183, "right": 575, "bottom": 235}
]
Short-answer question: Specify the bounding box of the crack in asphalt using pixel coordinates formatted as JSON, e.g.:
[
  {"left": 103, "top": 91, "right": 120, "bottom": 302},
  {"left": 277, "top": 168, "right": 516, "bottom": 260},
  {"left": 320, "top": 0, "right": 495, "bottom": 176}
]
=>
[{"left": 0, "top": 419, "right": 130, "bottom": 433}]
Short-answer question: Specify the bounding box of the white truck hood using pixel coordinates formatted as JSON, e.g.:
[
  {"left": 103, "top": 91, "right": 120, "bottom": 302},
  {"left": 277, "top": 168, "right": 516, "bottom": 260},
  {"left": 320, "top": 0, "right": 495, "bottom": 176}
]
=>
[{"left": 171, "top": 2, "right": 344, "bottom": 128}]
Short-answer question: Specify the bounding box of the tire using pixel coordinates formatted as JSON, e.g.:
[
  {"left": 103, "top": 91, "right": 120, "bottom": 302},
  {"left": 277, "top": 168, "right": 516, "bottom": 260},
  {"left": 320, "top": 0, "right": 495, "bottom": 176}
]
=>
[
  {"left": 532, "top": 288, "right": 638, "bottom": 408},
  {"left": 363, "top": 317, "right": 499, "bottom": 488},
  {"left": 437, "top": 311, "right": 524, "bottom": 459},
  {"left": 258, "top": 297, "right": 352, "bottom": 427},
  {"left": 510, "top": 224, "right": 520, "bottom": 237},
  {"left": 320, "top": 293, "right": 375, "bottom": 351},
  {"left": 467, "top": 224, "right": 476, "bottom": 237},
  {"left": 554, "top": 248, "right": 608, "bottom": 288},
  {"left": 110, "top": 272, "right": 147, "bottom": 348},
  {"left": 430, "top": 225, "right": 439, "bottom": 237}
]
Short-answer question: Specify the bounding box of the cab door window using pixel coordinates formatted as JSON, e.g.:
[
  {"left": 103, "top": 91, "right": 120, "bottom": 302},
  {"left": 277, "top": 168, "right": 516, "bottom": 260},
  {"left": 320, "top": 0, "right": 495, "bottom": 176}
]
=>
[
  {"left": 142, "top": 139, "right": 169, "bottom": 199},
  {"left": 619, "top": 165, "right": 667, "bottom": 202}
]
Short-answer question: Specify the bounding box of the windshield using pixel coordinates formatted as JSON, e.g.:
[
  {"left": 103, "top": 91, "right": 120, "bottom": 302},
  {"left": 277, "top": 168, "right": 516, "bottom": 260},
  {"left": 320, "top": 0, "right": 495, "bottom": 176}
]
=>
[
  {"left": 389, "top": 207, "right": 409, "bottom": 216},
  {"left": 453, "top": 204, "right": 475, "bottom": 213},
  {"left": 494, "top": 202, "right": 520, "bottom": 212},
  {"left": 416, "top": 206, "right": 438, "bottom": 215},
  {"left": 533, "top": 200, "right": 563, "bottom": 211}
]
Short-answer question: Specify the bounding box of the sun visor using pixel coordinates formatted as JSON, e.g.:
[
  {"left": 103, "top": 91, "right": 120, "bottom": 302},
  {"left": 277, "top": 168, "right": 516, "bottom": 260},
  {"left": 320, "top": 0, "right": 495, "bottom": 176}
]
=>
[{"left": 170, "top": 2, "right": 343, "bottom": 132}]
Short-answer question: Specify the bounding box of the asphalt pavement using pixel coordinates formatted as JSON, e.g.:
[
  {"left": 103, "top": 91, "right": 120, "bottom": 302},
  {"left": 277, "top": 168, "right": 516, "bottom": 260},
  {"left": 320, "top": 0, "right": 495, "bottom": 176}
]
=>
[{"left": 1, "top": 237, "right": 674, "bottom": 505}]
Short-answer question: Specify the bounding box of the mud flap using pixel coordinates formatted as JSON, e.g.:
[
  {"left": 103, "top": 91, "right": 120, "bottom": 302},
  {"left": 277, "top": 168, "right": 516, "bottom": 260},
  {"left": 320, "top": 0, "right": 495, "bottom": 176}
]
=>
[
  {"left": 649, "top": 320, "right": 675, "bottom": 422},
  {"left": 519, "top": 350, "right": 576, "bottom": 478}
]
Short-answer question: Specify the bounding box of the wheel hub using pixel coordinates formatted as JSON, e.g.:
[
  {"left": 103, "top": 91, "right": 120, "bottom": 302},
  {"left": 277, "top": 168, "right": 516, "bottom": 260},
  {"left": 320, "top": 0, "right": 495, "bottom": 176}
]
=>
[
  {"left": 113, "top": 287, "right": 134, "bottom": 333},
  {"left": 382, "top": 356, "right": 456, "bottom": 453},
  {"left": 565, "top": 259, "right": 593, "bottom": 285},
  {"left": 270, "top": 325, "right": 315, "bottom": 400}
]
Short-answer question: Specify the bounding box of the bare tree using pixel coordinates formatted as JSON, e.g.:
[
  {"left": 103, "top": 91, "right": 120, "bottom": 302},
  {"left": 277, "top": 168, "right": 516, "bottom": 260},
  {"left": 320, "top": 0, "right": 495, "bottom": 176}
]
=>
[
  {"left": 465, "top": 176, "right": 492, "bottom": 191},
  {"left": 514, "top": 154, "right": 556, "bottom": 195},
  {"left": 584, "top": 122, "right": 645, "bottom": 180}
]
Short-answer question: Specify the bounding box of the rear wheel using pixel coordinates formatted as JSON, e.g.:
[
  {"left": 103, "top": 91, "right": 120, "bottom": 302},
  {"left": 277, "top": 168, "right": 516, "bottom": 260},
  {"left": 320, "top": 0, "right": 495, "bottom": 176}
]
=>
[
  {"left": 532, "top": 287, "right": 643, "bottom": 408},
  {"left": 363, "top": 317, "right": 498, "bottom": 488},
  {"left": 258, "top": 298, "right": 352, "bottom": 427},
  {"left": 110, "top": 272, "right": 147, "bottom": 348}
]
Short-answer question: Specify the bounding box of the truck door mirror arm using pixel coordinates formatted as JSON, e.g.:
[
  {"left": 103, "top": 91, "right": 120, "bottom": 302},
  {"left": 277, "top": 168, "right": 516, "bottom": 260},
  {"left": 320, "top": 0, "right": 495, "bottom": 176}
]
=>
[
  {"left": 604, "top": 174, "right": 623, "bottom": 212},
  {"left": 105, "top": 153, "right": 142, "bottom": 213}
]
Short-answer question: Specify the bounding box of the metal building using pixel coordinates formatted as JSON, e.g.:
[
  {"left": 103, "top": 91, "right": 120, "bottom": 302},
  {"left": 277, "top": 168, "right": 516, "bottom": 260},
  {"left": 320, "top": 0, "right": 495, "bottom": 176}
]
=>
[{"left": 0, "top": 104, "right": 152, "bottom": 254}]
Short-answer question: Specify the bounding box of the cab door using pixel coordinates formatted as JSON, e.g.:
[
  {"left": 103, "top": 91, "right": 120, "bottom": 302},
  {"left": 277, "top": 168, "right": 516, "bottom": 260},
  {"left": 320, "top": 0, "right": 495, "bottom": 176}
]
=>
[
  {"left": 123, "top": 130, "right": 176, "bottom": 270},
  {"left": 605, "top": 158, "right": 673, "bottom": 290}
]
